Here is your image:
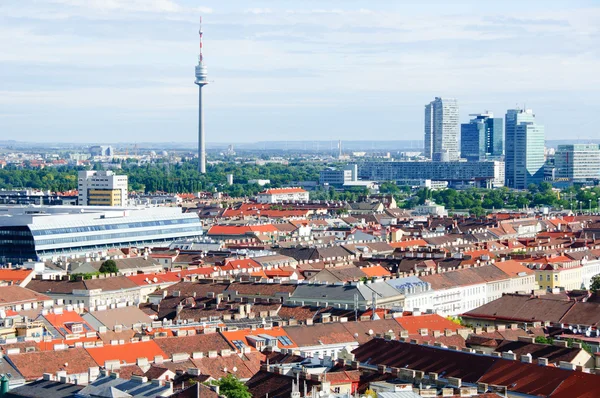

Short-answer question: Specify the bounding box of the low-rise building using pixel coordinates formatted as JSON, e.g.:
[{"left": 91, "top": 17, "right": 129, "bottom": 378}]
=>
[
  {"left": 256, "top": 188, "right": 309, "bottom": 204},
  {"left": 522, "top": 255, "right": 583, "bottom": 291},
  {"left": 0, "top": 205, "right": 203, "bottom": 264}
]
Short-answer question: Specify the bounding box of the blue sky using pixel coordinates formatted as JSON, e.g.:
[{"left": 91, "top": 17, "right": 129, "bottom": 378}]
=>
[{"left": 1, "top": 0, "right": 599, "bottom": 143}]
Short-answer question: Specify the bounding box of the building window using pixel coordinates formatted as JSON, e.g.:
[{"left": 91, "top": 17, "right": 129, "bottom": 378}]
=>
[{"left": 554, "top": 274, "right": 558, "bottom": 281}]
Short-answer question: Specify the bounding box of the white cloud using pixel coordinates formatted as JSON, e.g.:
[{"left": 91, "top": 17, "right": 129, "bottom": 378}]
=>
[{"left": 2, "top": 1, "right": 599, "bottom": 141}]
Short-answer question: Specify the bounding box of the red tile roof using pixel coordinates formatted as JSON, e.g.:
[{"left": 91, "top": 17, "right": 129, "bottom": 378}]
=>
[
  {"left": 395, "top": 314, "right": 463, "bottom": 335},
  {"left": 42, "top": 310, "right": 95, "bottom": 337},
  {"left": 360, "top": 265, "right": 391, "bottom": 278},
  {"left": 8, "top": 348, "right": 98, "bottom": 381},
  {"left": 221, "top": 327, "right": 297, "bottom": 352},
  {"left": 0, "top": 268, "right": 34, "bottom": 283},
  {"left": 126, "top": 272, "right": 181, "bottom": 286},
  {"left": 207, "top": 224, "right": 278, "bottom": 236},
  {"left": 85, "top": 340, "right": 167, "bottom": 366},
  {"left": 261, "top": 188, "right": 307, "bottom": 194}
]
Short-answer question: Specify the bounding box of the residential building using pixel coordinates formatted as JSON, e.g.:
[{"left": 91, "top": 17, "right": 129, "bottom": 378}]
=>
[
  {"left": 554, "top": 144, "right": 600, "bottom": 183},
  {"left": 358, "top": 160, "right": 504, "bottom": 188},
  {"left": 0, "top": 205, "right": 203, "bottom": 264},
  {"left": 78, "top": 170, "right": 128, "bottom": 206},
  {"left": 424, "top": 97, "right": 460, "bottom": 161},
  {"left": 460, "top": 112, "right": 503, "bottom": 161},
  {"left": 505, "top": 108, "right": 545, "bottom": 189},
  {"left": 353, "top": 338, "right": 600, "bottom": 397},
  {"left": 286, "top": 280, "right": 405, "bottom": 310},
  {"left": 26, "top": 275, "right": 143, "bottom": 309},
  {"left": 256, "top": 187, "right": 309, "bottom": 204},
  {"left": 522, "top": 255, "right": 583, "bottom": 291}
]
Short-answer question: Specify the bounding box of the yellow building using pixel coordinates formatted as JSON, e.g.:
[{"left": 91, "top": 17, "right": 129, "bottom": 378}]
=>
[
  {"left": 523, "top": 255, "right": 582, "bottom": 291},
  {"left": 88, "top": 189, "right": 123, "bottom": 206}
]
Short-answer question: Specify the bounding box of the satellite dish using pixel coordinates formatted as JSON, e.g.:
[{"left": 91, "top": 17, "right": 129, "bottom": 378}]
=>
[{"left": 368, "top": 329, "right": 374, "bottom": 335}]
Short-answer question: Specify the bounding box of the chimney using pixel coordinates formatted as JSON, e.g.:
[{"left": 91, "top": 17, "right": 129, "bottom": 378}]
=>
[{"left": 520, "top": 353, "right": 532, "bottom": 363}]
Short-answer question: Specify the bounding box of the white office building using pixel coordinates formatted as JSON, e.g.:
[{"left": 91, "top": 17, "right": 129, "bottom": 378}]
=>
[
  {"left": 424, "top": 97, "right": 460, "bottom": 161},
  {"left": 256, "top": 188, "right": 309, "bottom": 204},
  {"left": 0, "top": 206, "right": 203, "bottom": 264},
  {"left": 78, "top": 170, "right": 128, "bottom": 206},
  {"left": 555, "top": 144, "right": 600, "bottom": 182}
]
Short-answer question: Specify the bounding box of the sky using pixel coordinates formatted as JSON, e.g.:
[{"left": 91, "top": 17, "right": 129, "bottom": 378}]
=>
[{"left": 1, "top": 0, "right": 599, "bottom": 143}]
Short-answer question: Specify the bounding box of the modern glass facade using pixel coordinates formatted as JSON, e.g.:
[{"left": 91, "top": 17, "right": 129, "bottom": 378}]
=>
[
  {"left": 555, "top": 144, "right": 600, "bottom": 182},
  {"left": 505, "top": 109, "right": 544, "bottom": 189},
  {"left": 358, "top": 160, "right": 505, "bottom": 188},
  {"left": 0, "top": 207, "right": 203, "bottom": 264},
  {"left": 461, "top": 113, "right": 503, "bottom": 162}
]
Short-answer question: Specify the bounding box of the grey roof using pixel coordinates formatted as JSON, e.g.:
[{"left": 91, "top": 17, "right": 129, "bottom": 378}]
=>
[
  {"left": 290, "top": 284, "right": 367, "bottom": 302},
  {"left": 5, "top": 379, "right": 83, "bottom": 398},
  {"left": 77, "top": 375, "right": 171, "bottom": 398},
  {"left": 377, "top": 392, "right": 424, "bottom": 398},
  {"left": 358, "top": 280, "right": 405, "bottom": 299},
  {"left": 0, "top": 356, "right": 26, "bottom": 387}
]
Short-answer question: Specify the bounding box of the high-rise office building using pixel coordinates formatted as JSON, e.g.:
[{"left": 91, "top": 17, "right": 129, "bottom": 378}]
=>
[
  {"left": 460, "top": 112, "right": 503, "bottom": 162},
  {"left": 78, "top": 170, "right": 128, "bottom": 206},
  {"left": 423, "top": 97, "right": 459, "bottom": 161},
  {"left": 505, "top": 108, "right": 545, "bottom": 189},
  {"left": 555, "top": 144, "right": 600, "bottom": 182}
]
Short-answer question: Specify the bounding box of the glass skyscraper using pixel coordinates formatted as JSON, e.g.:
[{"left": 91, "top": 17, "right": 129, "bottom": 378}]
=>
[
  {"left": 505, "top": 108, "right": 545, "bottom": 189},
  {"left": 424, "top": 97, "right": 459, "bottom": 161},
  {"left": 460, "top": 112, "right": 503, "bottom": 162}
]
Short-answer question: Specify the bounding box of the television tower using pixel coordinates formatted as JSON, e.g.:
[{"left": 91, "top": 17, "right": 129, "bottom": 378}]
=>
[{"left": 195, "top": 17, "right": 209, "bottom": 173}]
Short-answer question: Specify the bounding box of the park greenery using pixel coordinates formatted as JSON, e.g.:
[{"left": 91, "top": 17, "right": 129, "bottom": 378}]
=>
[{"left": 1, "top": 160, "right": 599, "bottom": 213}]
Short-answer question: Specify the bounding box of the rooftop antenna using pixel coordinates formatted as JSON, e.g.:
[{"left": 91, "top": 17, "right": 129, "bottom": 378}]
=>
[{"left": 199, "top": 16, "right": 204, "bottom": 64}]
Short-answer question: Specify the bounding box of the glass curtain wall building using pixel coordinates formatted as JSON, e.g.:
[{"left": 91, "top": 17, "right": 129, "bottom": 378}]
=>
[
  {"left": 505, "top": 108, "right": 545, "bottom": 189},
  {"left": 461, "top": 113, "right": 503, "bottom": 161},
  {"left": 555, "top": 144, "right": 600, "bottom": 183},
  {"left": 0, "top": 206, "right": 203, "bottom": 264}
]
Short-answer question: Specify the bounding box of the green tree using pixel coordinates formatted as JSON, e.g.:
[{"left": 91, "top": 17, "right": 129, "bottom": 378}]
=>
[
  {"left": 99, "top": 260, "right": 118, "bottom": 274},
  {"left": 212, "top": 375, "right": 251, "bottom": 398},
  {"left": 590, "top": 274, "right": 600, "bottom": 293},
  {"left": 535, "top": 336, "right": 554, "bottom": 345}
]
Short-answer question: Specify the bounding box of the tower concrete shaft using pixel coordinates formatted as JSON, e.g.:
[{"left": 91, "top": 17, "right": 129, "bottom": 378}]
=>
[{"left": 195, "top": 17, "right": 208, "bottom": 174}]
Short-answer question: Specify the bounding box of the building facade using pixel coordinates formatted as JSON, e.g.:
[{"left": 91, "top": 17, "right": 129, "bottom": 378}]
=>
[
  {"left": 505, "top": 109, "right": 545, "bottom": 189},
  {"left": 460, "top": 112, "right": 503, "bottom": 161},
  {"left": 0, "top": 206, "right": 203, "bottom": 264},
  {"left": 424, "top": 97, "right": 460, "bottom": 161},
  {"left": 555, "top": 144, "right": 600, "bottom": 183},
  {"left": 319, "top": 165, "right": 358, "bottom": 186},
  {"left": 78, "top": 170, "right": 128, "bottom": 206},
  {"left": 256, "top": 188, "right": 309, "bottom": 203},
  {"left": 358, "top": 161, "right": 504, "bottom": 188}
]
